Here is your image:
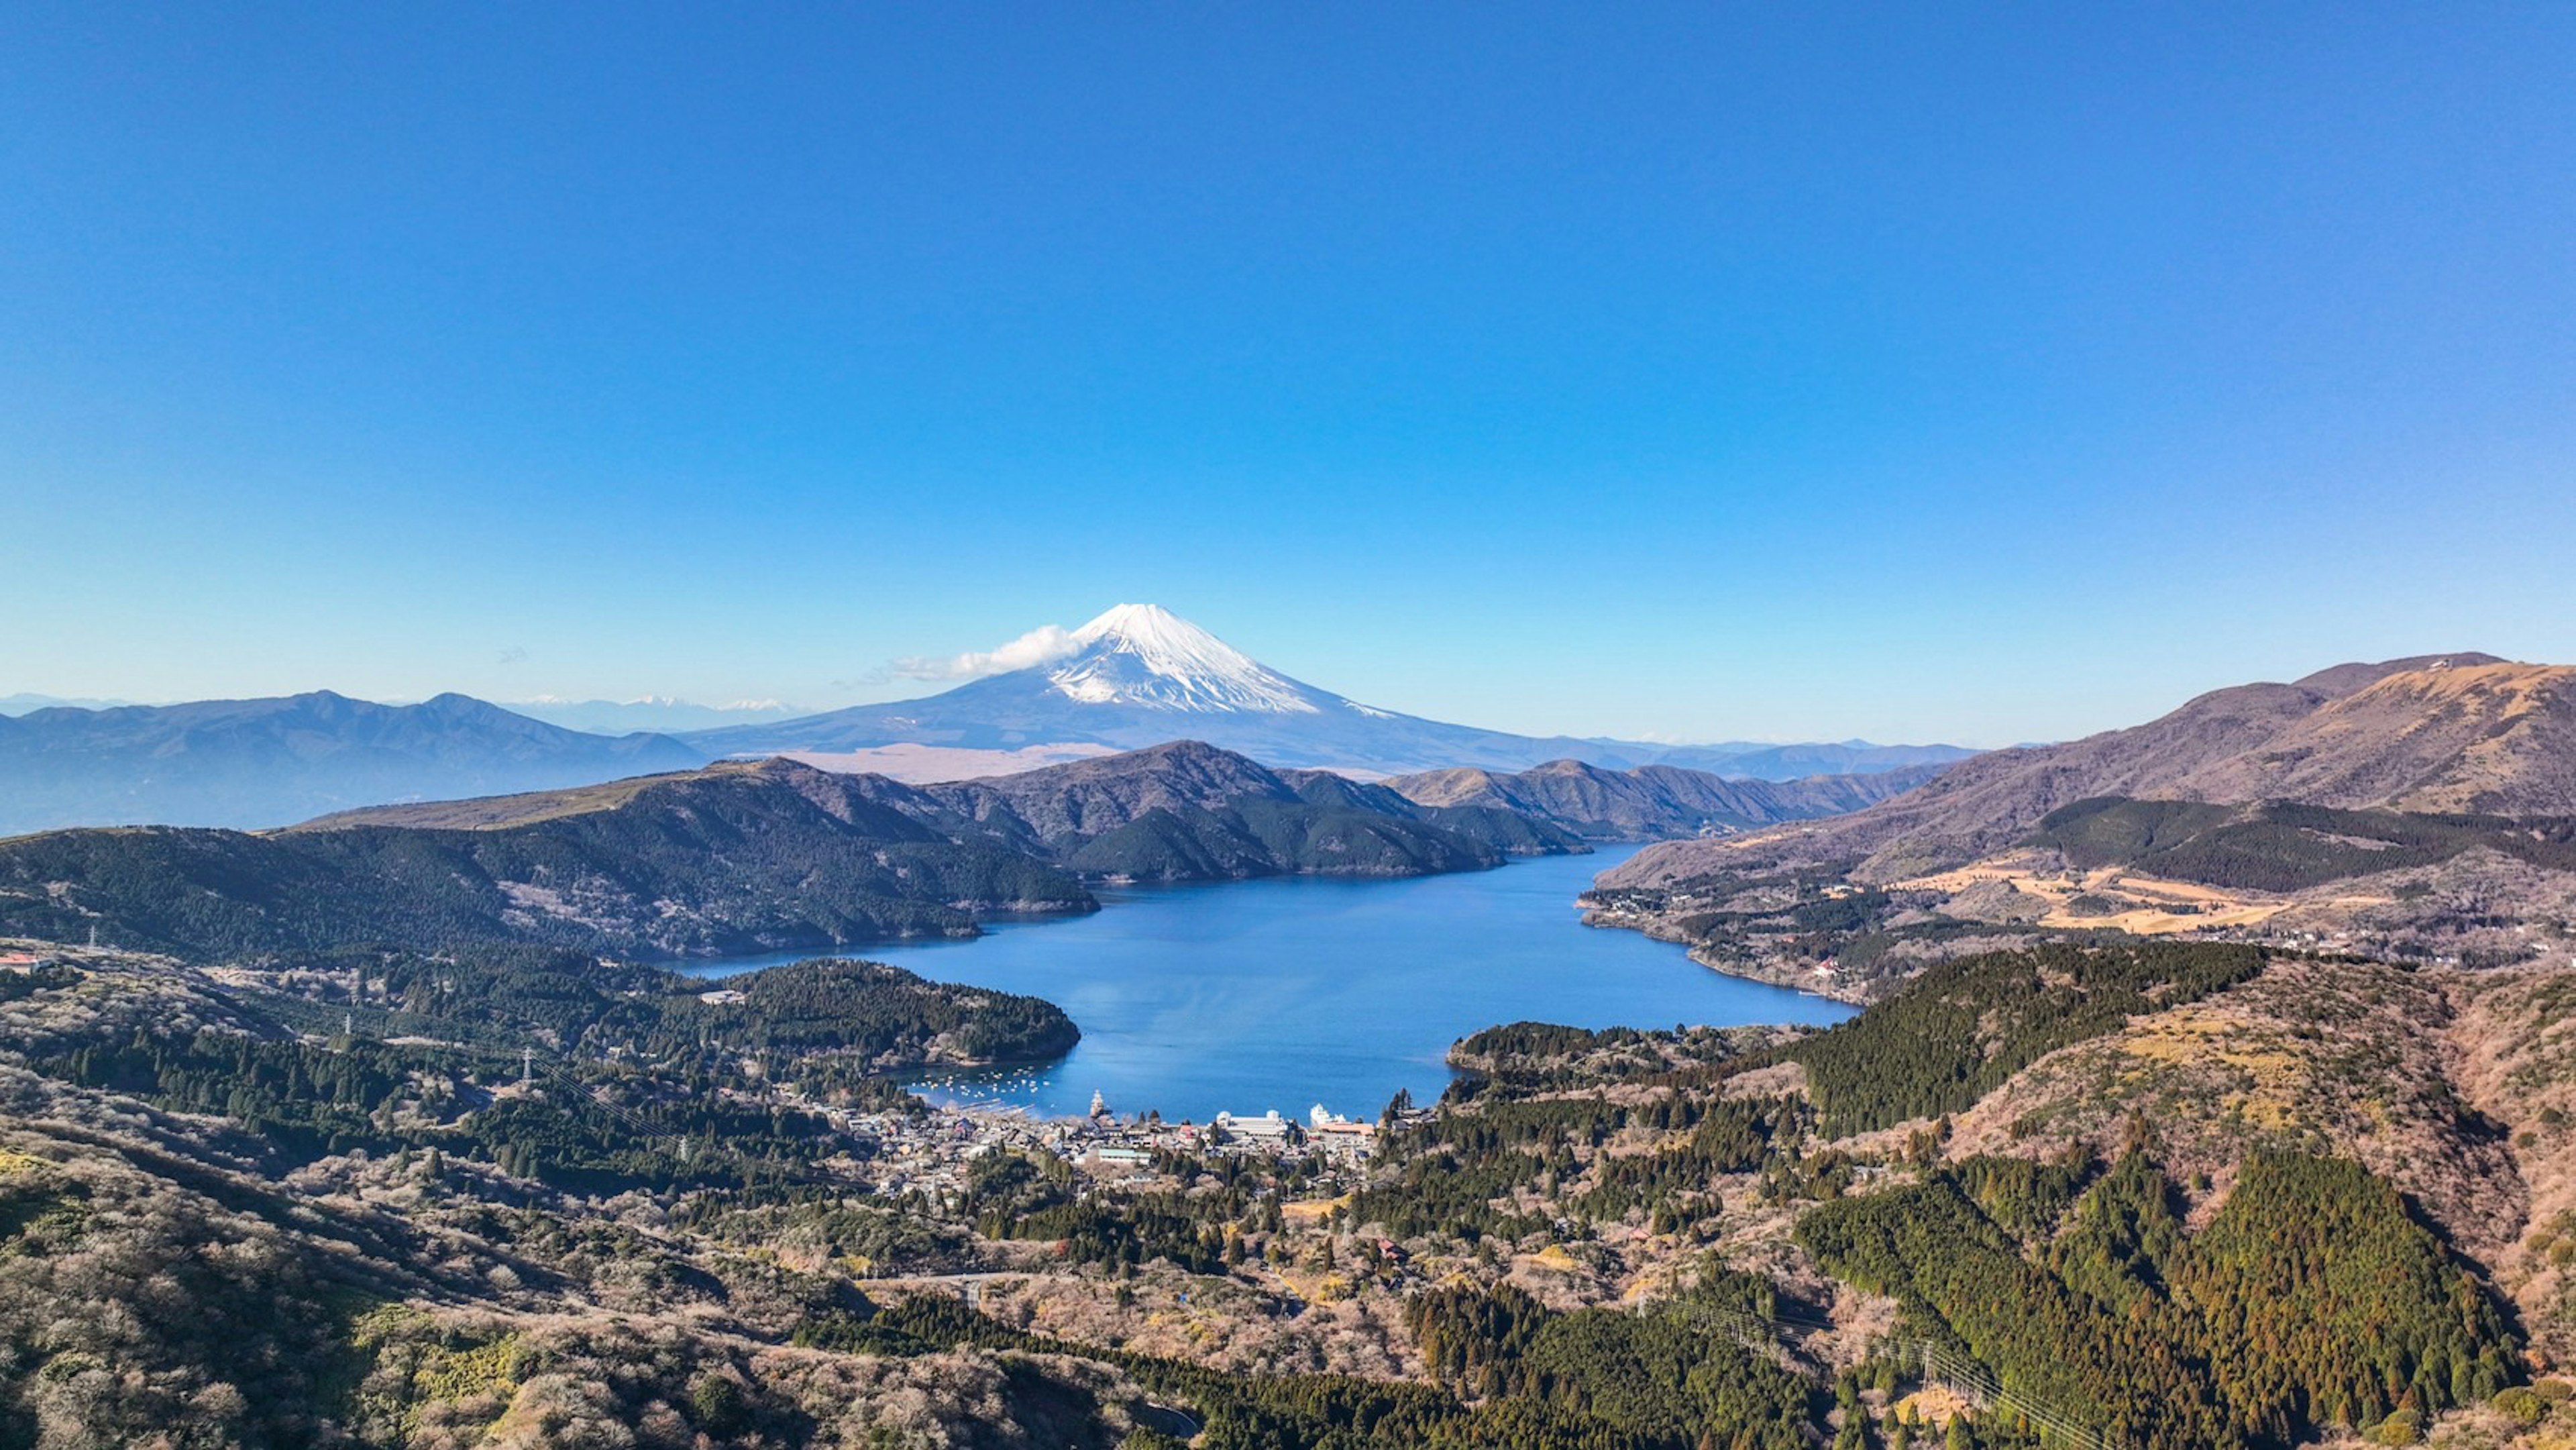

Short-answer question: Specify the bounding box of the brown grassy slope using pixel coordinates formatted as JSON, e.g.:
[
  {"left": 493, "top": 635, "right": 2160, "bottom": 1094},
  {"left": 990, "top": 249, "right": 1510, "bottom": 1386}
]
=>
[
  {"left": 2178, "top": 661, "right": 2576, "bottom": 814},
  {"left": 1939, "top": 957, "right": 2524, "bottom": 1259},
  {"left": 1602, "top": 653, "right": 2550, "bottom": 890},
  {"left": 2448, "top": 968, "right": 2576, "bottom": 1361}
]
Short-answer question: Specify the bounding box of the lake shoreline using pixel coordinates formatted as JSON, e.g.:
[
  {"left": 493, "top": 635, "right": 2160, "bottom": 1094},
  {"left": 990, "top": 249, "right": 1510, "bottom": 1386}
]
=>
[{"left": 682, "top": 845, "right": 1856, "bottom": 1123}]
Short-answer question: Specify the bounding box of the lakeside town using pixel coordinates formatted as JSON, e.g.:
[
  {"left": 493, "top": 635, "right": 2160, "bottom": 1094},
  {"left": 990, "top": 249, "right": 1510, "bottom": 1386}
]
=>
[{"left": 784, "top": 1078, "right": 1389, "bottom": 1210}]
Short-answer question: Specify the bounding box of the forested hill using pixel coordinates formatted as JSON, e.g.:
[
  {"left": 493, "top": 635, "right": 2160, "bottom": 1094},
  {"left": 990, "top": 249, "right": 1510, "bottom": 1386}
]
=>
[
  {"left": 913, "top": 740, "right": 1585, "bottom": 878},
  {"left": 1383, "top": 757, "right": 1948, "bottom": 841},
  {"left": 0, "top": 763, "right": 1093, "bottom": 960},
  {"left": 0, "top": 745, "right": 1582, "bottom": 960},
  {"left": 316, "top": 741, "right": 1586, "bottom": 884},
  {"left": 15, "top": 929, "right": 2570, "bottom": 1447},
  {"left": 1397, "top": 938, "right": 2555, "bottom": 1449}
]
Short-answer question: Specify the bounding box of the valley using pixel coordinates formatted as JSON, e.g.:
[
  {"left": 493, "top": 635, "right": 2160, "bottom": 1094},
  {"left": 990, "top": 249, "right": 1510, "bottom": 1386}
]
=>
[
  {"left": 12, "top": 925, "right": 2574, "bottom": 1447},
  {"left": 19, "top": 9, "right": 2567, "bottom": 1447},
  {"left": 10, "top": 652, "right": 2576, "bottom": 1449}
]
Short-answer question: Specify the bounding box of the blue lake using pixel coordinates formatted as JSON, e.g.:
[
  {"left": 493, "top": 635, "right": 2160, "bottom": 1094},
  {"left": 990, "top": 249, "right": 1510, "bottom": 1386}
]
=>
[{"left": 680, "top": 845, "right": 1853, "bottom": 1123}]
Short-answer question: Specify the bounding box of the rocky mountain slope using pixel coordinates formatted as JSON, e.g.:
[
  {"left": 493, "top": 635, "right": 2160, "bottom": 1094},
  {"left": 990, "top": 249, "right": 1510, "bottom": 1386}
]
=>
[
  {"left": 1589, "top": 654, "right": 2576, "bottom": 998},
  {"left": 0, "top": 690, "right": 706, "bottom": 835},
  {"left": 1611, "top": 653, "right": 2555, "bottom": 888},
  {"left": 1383, "top": 758, "right": 1949, "bottom": 841},
  {"left": 1402, "top": 938, "right": 2570, "bottom": 1448}
]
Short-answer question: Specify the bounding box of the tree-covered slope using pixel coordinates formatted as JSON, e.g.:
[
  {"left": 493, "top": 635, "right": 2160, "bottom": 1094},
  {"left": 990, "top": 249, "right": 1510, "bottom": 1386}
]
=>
[
  {"left": 2032, "top": 794, "right": 2576, "bottom": 892},
  {"left": 0, "top": 762, "right": 1095, "bottom": 960},
  {"left": 0, "top": 744, "right": 1586, "bottom": 960},
  {"left": 918, "top": 741, "right": 1587, "bottom": 881},
  {"left": 1385, "top": 757, "right": 1949, "bottom": 840}
]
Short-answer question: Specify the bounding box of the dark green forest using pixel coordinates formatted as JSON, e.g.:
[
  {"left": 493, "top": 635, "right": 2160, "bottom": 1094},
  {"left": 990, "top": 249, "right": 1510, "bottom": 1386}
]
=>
[
  {"left": 1800, "top": 1149, "right": 2515, "bottom": 1449},
  {"left": 23, "top": 950, "right": 1071, "bottom": 1192},
  {"left": 2035, "top": 796, "right": 2576, "bottom": 893},
  {"left": 1762, "top": 941, "right": 2267, "bottom": 1134}
]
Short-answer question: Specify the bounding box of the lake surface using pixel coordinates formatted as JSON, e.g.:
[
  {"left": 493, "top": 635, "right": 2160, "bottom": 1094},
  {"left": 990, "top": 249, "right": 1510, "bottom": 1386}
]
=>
[{"left": 681, "top": 845, "right": 1853, "bottom": 1123}]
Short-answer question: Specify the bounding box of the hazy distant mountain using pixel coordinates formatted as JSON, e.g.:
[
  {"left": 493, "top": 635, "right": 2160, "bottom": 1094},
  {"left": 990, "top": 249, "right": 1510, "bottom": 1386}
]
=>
[
  {"left": 1604, "top": 652, "right": 2571, "bottom": 888},
  {"left": 691, "top": 604, "right": 1978, "bottom": 780},
  {"left": 508, "top": 694, "right": 804, "bottom": 735},
  {"left": 1633, "top": 739, "right": 1986, "bottom": 777},
  {"left": 0, "top": 691, "right": 707, "bottom": 836},
  {"left": 1385, "top": 758, "right": 1952, "bottom": 841},
  {"left": 0, "top": 692, "right": 133, "bottom": 715}
]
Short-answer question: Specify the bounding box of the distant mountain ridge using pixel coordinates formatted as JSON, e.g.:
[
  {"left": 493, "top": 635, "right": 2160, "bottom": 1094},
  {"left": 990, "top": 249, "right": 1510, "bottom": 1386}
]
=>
[
  {"left": 1384, "top": 758, "right": 1950, "bottom": 841},
  {"left": 690, "top": 603, "right": 1978, "bottom": 780},
  {"left": 0, "top": 690, "right": 706, "bottom": 837},
  {"left": 508, "top": 695, "right": 804, "bottom": 735},
  {"left": 0, "top": 692, "right": 133, "bottom": 715},
  {"left": 0, "top": 606, "right": 1977, "bottom": 835},
  {"left": 0, "top": 741, "right": 1582, "bottom": 961},
  {"left": 312, "top": 739, "right": 1584, "bottom": 886}
]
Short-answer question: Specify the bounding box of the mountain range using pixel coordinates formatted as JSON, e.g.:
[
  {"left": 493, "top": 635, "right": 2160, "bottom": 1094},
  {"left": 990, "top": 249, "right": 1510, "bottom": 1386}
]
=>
[
  {"left": 506, "top": 695, "right": 804, "bottom": 735},
  {"left": 1589, "top": 652, "right": 2576, "bottom": 995},
  {"left": 0, "top": 605, "right": 1975, "bottom": 835},
  {"left": 0, "top": 741, "right": 1582, "bottom": 962},
  {"left": 685, "top": 604, "right": 1978, "bottom": 780},
  {"left": 0, "top": 692, "right": 131, "bottom": 715},
  {"left": 0, "top": 691, "right": 704, "bottom": 837},
  {"left": 1613, "top": 652, "right": 2569, "bottom": 884}
]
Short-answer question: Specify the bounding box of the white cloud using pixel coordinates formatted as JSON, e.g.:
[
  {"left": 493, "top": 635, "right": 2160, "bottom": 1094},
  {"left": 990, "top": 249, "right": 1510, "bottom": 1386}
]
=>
[{"left": 890, "top": 623, "right": 1080, "bottom": 682}]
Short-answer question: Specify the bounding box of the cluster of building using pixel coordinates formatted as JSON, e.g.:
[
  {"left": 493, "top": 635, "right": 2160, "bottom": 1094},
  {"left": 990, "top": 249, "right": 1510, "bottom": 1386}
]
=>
[
  {"left": 1199, "top": 1104, "right": 1377, "bottom": 1159},
  {"left": 771, "top": 1086, "right": 1387, "bottom": 1204}
]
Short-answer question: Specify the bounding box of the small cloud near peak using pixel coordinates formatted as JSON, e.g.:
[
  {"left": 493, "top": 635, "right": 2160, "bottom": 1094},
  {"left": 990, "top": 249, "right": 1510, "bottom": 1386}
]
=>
[{"left": 890, "top": 623, "right": 1081, "bottom": 682}]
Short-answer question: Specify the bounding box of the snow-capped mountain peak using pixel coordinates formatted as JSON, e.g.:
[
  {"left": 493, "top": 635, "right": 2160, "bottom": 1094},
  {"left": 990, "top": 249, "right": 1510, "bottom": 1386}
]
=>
[{"left": 1048, "top": 604, "right": 1322, "bottom": 714}]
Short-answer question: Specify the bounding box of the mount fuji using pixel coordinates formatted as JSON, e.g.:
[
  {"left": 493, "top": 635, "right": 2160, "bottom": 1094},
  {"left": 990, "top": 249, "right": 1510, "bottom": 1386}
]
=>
[{"left": 688, "top": 605, "right": 1976, "bottom": 780}]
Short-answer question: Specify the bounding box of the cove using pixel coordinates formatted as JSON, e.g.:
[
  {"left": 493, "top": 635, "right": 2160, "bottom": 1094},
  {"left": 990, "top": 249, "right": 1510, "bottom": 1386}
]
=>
[{"left": 680, "top": 845, "right": 1854, "bottom": 1123}]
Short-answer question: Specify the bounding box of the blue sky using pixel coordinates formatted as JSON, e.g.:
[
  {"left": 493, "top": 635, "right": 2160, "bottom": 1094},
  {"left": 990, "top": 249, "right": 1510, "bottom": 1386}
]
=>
[{"left": 5, "top": 3, "right": 2571, "bottom": 746}]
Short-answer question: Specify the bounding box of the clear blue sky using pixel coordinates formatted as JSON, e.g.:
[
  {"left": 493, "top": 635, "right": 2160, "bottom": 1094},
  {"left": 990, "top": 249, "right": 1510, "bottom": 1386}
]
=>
[{"left": 5, "top": 3, "right": 2571, "bottom": 746}]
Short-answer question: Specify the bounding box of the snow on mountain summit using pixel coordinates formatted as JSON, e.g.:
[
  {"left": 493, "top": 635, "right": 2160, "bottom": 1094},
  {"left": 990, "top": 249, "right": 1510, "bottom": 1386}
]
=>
[
  {"left": 678, "top": 603, "right": 1978, "bottom": 778},
  {"left": 1047, "top": 604, "right": 1323, "bottom": 715}
]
